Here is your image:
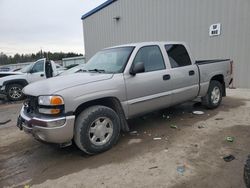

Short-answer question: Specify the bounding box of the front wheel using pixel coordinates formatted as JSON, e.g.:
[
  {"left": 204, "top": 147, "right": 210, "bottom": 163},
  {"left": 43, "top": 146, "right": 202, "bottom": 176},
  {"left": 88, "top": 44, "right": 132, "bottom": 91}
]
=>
[
  {"left": 6, "top": 84, "right": 25, "bottom": 101},
  {"left": 202, "top": 80, "right": 223, "bottom": 109},
  {"left": 74, "top": 105, "right": 121, "bottom": 155}
]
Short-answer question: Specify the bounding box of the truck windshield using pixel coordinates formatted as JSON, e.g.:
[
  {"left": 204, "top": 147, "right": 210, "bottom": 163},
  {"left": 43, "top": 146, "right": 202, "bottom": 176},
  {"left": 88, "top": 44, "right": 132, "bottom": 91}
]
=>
[
  {"left": 84, "top": 47, "right": 134, "bottom": 73},
  {"left": 59, "top": 64, "right": 86, "bottom": 76}
]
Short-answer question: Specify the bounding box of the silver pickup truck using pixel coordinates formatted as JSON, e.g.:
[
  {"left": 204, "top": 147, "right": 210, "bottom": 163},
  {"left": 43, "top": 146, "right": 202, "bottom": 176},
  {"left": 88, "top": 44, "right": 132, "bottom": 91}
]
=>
[{"left": 17, "top": 42, "right": 233, "bottom": 154}]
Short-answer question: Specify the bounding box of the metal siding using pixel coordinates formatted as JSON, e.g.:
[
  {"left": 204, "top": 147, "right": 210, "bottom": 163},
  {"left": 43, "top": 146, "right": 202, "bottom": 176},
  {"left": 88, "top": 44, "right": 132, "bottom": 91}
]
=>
[{"left": 83, "top": 0, "right": 250, "bottom": 88}]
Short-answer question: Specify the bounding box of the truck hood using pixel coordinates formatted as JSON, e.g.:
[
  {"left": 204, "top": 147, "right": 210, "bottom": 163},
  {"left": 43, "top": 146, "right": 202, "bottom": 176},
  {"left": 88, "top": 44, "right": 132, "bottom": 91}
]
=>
[
  {"left": 23, "top": 73, "right": 114, "bottom": 96},
  {"left": 0, "top": 71, "right": 24, "bottom": 75}
]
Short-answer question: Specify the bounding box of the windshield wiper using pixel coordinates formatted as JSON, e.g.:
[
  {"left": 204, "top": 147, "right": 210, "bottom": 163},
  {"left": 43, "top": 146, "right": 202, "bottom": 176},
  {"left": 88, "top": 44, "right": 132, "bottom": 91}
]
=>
[
  {"left": 88, "top": 69, "right": 106, "bottom": 73},
  {"left": 76, "top": 69, "right": 88, "bottom": 73}
]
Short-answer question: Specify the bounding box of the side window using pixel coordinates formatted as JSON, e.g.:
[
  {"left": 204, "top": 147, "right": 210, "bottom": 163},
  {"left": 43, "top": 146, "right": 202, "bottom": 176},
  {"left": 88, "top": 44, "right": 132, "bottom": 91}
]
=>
[
  {"left": 133, "top": 45, "right": 165, "bottom": 72},
  {"left": 31, "top": 60, "right": 44, "bottom": 73},
  {"left": 165, "top": 44, "right": 192, "bottom": 68}
]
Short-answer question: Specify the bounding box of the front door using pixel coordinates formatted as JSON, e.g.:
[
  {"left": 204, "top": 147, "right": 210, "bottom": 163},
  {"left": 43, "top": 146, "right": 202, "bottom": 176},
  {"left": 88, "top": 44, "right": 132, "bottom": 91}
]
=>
[
  {"left": 27, "top": 59, "right": 46, "bottom": 83},
  {"left": 125, "top": 45, "right": 172, "bottom": 117}
]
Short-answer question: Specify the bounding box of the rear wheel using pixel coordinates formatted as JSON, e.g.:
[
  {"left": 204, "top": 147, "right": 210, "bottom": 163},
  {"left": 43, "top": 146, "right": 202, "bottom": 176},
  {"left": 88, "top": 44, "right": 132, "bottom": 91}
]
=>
[
  {"left": 74, "top": 105, "right": 121, "bottom": 155},
  {"left": 202, "top": 80, "right": 223, "bottom": 109},
  {"left": 6, "top": 84, "right": 25, "bottom": 101}
]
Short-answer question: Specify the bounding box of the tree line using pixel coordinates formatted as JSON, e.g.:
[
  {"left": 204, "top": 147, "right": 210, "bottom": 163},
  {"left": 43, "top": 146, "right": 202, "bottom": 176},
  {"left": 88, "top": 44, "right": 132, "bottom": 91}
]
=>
[{"left": 0, "top": 51, "right": 83, "bottom": 65}]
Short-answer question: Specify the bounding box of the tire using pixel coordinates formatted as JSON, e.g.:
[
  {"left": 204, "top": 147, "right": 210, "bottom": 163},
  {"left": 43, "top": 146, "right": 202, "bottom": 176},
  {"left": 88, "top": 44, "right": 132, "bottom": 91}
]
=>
[
  {"left": 74, "top": 105, "right": 121, "bottom": 155},
  {"left": 244, "top": 155, "right": 250, "bottom": 188},
  {"left": 6, "top": 84, "right": 25, "bottom": 101},
  {"left": 202, "top": 80, "right": 223, "bottom": 109}
]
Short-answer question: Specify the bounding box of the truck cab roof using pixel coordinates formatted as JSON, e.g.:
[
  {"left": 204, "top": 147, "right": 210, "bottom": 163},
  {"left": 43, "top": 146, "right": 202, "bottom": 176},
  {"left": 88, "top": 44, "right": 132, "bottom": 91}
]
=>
[{"left": 105, "top": 41, "right": 188, "bottom": 49}]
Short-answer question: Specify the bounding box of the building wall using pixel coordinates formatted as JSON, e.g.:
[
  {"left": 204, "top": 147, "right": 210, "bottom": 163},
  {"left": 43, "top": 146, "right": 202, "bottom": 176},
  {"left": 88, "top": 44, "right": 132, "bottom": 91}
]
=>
[{"left": 83, "top": 0, "right": 250, "bottom": 88}]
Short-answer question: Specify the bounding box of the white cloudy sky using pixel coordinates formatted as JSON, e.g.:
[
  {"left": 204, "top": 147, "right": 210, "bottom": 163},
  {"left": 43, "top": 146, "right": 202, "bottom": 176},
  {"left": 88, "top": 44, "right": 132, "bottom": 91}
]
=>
[{"left": 0, "top": 0, "right": 106, "bottom": 56}]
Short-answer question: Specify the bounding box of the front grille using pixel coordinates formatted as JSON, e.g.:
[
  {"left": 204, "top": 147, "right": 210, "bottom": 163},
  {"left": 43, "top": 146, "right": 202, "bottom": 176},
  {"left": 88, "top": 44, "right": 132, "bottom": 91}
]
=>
[{"left": 24, "top": 96, "right": 38, "bottom": 114}]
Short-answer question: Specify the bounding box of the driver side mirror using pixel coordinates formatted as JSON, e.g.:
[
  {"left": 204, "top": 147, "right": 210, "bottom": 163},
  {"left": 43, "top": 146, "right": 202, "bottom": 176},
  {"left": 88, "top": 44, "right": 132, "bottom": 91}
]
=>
[
  {"left": 130, "top": 62, "right": 145, "bottom": 76},
  {"left": 29, "top": 69, "right": 35, "bottom": 74}
]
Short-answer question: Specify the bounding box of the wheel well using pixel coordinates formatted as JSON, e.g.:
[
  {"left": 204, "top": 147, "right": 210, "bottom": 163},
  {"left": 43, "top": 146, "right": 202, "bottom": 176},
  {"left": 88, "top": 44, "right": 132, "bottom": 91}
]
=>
[
  {"left": 4, "top": 80, "right": 28, "bottom": 89},
  {"left": 74, "top": 97, "right": 129, "bottom": 132},
  {"left": 211, "top": 75, "right": 226, "bottom": 96}
]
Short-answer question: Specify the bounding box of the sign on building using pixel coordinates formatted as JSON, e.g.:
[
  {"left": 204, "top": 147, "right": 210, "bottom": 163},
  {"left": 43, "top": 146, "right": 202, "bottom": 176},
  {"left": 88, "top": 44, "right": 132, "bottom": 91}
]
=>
[{"left": 209, "top": 23, "right": 221, "bottom": 37}]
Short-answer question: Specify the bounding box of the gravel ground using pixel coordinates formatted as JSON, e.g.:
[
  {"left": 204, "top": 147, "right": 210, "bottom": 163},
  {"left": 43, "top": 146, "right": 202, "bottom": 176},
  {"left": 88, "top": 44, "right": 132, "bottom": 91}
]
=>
[{"left": 0, "top": 89, "right": 250, "bottom": 188}]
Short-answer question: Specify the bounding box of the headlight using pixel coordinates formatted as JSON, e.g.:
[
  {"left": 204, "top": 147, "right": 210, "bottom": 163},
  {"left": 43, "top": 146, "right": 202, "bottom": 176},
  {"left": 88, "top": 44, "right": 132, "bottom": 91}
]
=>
[
  {"left": 38, "top": 95, "right": 64, "bottom": 115},
  {"left": 38, "top": 96, "right": 64, "bottom": 106}
]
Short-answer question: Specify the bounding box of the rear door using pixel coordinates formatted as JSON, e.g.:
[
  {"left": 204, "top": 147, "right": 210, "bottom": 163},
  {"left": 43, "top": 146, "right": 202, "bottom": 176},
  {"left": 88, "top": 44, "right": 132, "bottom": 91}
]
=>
[
  {"left": 124, "top": 45, "right": 172, "bottom": 117},
  {"left": 164, "top": 44, "right": 199, "bottom": 104}
]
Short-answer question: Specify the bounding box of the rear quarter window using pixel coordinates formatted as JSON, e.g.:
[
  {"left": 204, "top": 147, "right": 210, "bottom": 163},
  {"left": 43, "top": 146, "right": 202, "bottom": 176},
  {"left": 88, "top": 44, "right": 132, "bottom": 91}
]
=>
[{"left": 165, "top": 44, "right": 192, "bottom": 68}]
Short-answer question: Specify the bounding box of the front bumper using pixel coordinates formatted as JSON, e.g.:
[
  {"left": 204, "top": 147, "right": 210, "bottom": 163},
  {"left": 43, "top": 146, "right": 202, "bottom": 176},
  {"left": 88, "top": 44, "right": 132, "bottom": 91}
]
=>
[
  {"left": 0, "top": 85, "right": 6, "bottom": 95},
  {"left": 17, "top": 107, "right": 75, "bottom": 144}
]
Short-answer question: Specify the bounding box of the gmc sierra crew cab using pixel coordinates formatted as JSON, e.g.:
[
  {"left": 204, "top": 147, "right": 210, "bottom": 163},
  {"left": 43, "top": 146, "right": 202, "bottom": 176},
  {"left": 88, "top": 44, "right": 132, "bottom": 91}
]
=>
[{"left": 17, "top": 42, "right": 233, "bottom": 154}]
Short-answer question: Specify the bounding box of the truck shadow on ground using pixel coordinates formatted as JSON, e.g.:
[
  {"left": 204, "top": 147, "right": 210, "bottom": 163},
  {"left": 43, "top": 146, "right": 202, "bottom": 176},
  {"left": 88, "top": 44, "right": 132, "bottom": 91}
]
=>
[{"left": 0, "top": 97, "right": 247, "bottom": 187}]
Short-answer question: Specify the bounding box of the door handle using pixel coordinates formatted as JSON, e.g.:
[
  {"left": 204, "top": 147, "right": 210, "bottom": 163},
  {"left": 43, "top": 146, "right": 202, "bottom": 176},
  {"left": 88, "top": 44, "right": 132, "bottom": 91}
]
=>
[
  {"left": 40, "top": 74, "right": 44, "bottom": 77},
  {"left": 163, "top": 74, "right": 171, "bottom": 80},
  {"left": 189, "top": 70, "right": 195, "bottom": 76}
]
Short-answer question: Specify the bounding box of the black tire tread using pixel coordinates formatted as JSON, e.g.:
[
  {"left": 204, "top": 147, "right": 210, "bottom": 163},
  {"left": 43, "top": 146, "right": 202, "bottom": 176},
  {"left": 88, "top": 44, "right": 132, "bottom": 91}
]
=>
[
  {"left": 6, "top": 83, "right": 24, "bottom": 101},
  {"left": 244, "top": 155, "right": 250, "bottom": 188},
  {"left": 202, "top": 80, "right": 223, "bottom": 109},
  {"left": 74, "top": 105, "right": 120, "bottom": 155}
]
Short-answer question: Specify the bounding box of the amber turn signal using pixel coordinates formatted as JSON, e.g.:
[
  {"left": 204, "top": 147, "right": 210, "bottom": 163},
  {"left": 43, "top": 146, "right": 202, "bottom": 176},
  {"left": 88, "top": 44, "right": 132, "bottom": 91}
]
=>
[{"left": 50, "top": 96, "right": 64, "bottom": 105}]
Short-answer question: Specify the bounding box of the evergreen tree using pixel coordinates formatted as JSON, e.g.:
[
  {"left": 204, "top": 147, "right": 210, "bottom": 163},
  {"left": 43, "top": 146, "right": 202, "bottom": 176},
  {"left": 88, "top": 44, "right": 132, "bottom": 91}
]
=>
[{"left": 0, "top": 51, "right": 83, "bottom": 65}]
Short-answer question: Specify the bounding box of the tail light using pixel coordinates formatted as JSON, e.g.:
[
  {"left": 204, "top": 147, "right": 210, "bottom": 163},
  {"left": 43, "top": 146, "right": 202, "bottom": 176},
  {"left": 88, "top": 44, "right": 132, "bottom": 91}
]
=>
[{"left": 229, "top": 60, "right": 235, "bottom": 88}]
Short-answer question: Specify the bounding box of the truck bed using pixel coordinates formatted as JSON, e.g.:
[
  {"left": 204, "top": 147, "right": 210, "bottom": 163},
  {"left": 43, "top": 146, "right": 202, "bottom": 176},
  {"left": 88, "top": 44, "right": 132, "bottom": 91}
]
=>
[{"left": 196, "top": 59, "right": 233, "bottom": 97}]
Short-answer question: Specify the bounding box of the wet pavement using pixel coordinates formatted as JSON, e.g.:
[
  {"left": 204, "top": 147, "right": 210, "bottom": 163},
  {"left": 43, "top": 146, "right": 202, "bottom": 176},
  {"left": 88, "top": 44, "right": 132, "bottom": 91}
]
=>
[{"left": 0, "top": 89, "right": 250, "bottom": 188}]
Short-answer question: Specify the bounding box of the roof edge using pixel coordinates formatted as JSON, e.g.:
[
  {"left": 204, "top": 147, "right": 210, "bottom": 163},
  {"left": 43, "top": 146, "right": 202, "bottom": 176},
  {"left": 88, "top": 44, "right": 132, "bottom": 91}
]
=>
[{"left": 81, "top": 0, "right": 117, "bottom": 20}]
